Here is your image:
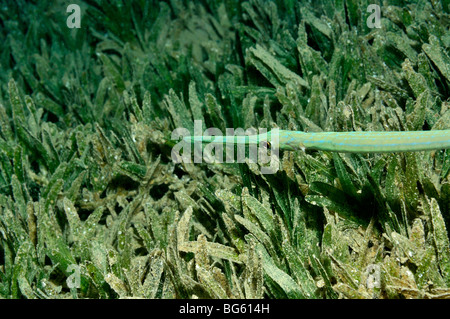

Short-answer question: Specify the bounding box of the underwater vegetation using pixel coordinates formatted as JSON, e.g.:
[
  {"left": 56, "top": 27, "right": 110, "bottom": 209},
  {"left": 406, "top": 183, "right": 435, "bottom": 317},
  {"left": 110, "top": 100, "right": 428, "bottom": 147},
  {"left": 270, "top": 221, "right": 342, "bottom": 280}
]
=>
[{"left": 0, "top": 0, "right": 449, "bottom": 299}]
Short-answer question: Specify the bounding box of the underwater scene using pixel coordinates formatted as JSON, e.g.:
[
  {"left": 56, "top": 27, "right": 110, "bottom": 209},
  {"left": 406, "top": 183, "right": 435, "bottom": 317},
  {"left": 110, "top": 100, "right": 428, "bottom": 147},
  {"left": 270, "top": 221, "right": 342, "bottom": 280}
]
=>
[{"left": 0, "top": 0, "right": 449, "bottom": 300}]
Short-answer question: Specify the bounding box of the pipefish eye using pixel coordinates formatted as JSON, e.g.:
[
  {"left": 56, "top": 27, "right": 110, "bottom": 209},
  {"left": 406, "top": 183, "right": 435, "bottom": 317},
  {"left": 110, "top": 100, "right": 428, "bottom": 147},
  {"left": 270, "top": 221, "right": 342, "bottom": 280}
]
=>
[{"left": 261, "top": 141, "right": 271, "bottom": 150}]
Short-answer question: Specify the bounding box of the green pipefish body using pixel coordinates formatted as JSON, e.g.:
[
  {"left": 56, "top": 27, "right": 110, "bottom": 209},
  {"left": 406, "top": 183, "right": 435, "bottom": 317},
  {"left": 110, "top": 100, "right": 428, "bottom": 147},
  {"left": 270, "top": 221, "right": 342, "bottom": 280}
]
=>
[
  {"left": 274, "top": 129, "right": 450, "bottom": 152},
  {"left": 184, "top": 129, "right": 450, "bottom": 153}
]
